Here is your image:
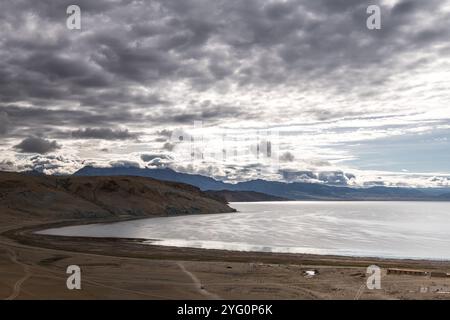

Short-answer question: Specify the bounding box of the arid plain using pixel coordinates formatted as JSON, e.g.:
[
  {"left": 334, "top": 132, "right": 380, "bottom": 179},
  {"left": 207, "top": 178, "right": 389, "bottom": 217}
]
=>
[{"left": 1, "top": 172, "right": 450, "bottom": 300}]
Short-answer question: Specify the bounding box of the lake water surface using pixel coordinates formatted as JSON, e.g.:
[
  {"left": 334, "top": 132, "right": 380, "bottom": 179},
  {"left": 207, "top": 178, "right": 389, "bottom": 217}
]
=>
[{"left": 39, "top": 201, "right": 450, "bottom": 260}]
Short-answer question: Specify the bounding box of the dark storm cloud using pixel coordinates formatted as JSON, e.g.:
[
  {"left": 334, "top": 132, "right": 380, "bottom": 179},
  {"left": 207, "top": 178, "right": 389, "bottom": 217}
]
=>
[
  {"left": 155, "top": 107, "right": 245, "bottom": 124},
  {"left": 71, "top": 128, "right": 138, "bottom": 140},
  {"left": 1, "top": 0, "right": 449, "bottom": 181},
  {"left": 1, "top": 105, "right": 143, "bottom": 137},
  {"left": 1, "top": 0, "right": 448, "bottom": 118},
  {"left": 145, "top": 100, "right": 256, "bottom": 125},
  {"left": 1, "top": 2, "right": 448, "bottom": 109},
  {"left": 14, "top": 137, "right": 61, "bottom": 154}
]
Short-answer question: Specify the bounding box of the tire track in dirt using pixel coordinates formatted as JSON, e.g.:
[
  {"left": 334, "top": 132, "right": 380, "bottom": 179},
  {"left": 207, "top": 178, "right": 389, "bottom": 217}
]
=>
[
  {"left": 3, "top": 247, "right": 32, "bottom": 300},
  {"left": 177, "top": 262, "right": 222, "bottom": 300}
]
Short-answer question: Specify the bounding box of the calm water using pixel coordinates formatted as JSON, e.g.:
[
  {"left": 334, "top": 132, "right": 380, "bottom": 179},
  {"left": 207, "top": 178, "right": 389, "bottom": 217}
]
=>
[{"left": 39, "top": 201, "right": 450, "bottom": 260}]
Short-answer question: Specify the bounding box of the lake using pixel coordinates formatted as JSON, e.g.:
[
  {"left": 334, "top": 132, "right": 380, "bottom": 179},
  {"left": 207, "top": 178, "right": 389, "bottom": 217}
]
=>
[{"left": 38, "top": 201, "right": 450, "bottom": 260}]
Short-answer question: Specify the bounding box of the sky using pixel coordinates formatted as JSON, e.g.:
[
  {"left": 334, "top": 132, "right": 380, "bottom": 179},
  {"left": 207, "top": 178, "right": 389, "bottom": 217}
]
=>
[{"left": 1, "top": 0, "right": 450, "bottom": 187}]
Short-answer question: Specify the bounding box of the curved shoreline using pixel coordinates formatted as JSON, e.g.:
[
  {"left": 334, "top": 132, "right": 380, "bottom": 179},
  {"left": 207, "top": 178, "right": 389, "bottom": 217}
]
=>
[
  {"left": 5, "top": 217, "right": 450, "bottom": 271},
  {"left": 2, "top": 215, "right": 450, "bottom": 300}
]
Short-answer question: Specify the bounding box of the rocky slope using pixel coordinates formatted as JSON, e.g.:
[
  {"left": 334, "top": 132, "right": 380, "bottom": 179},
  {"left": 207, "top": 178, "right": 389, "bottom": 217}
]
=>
[{"left": 0, "top": 171, "right": 235, "bottom": 223}]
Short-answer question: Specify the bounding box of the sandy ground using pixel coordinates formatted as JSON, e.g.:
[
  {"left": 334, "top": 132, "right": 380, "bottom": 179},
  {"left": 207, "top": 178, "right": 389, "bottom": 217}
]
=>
[{"left": 1, "top": 219, "right": 450, "bottom": 300}]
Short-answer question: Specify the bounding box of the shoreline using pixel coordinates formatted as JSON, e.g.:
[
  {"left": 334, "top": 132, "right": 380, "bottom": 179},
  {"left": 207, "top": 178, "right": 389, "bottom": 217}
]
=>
[
  {"left": 2, "top": 214, "right": 450, "bottom": 299},
  {"left": 5, "top": 216, "right": 450, "bottom": 270}
]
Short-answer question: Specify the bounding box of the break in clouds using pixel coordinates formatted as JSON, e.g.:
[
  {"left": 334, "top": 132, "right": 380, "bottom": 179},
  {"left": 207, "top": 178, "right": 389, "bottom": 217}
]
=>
[{"left": 1, "top": 0, "right": 450, "bottom": 187}]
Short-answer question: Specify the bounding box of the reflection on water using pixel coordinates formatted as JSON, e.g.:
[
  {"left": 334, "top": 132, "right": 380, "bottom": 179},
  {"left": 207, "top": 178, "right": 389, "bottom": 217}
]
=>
[{"left": 38, "top": 201, "right": 450, "bottom": 260}]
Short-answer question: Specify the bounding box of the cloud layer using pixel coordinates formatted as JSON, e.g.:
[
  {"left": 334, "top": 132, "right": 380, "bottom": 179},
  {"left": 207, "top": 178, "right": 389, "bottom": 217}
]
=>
[
  {"left": 71, "top": 128, "right": 138, "bottom": 140},
  {"left": 0, "top": 0, "right": 449, "bottom": 186}
]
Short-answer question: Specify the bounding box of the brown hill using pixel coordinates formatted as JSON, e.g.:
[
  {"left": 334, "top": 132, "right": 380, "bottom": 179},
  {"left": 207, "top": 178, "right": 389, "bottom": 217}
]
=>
[{"left": 0, "top": 171, "right": 235, "bottom": 224}]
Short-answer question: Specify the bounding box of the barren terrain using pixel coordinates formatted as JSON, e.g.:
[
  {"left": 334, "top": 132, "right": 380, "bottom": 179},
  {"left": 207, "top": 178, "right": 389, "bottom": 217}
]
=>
[{"left": 1, "top": 172, "right": 450, "bottom": 300}]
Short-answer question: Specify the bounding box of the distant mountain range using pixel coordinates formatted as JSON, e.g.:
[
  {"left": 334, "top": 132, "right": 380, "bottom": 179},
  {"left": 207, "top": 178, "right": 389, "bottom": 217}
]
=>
[
  {"left": 206, "top": 190, "right": 289, "bottom": 202},
  {"left": 73, "top": 166, "right": 450, "bottom": 201}
]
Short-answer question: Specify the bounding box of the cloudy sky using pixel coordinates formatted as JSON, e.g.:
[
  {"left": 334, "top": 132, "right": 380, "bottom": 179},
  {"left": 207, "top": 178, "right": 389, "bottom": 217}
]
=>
[{"left": 1, "top": 0, "right": 450, "bottom": 187}]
